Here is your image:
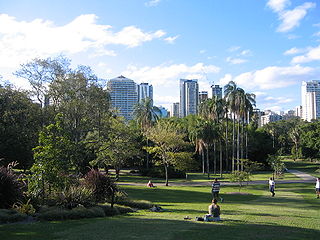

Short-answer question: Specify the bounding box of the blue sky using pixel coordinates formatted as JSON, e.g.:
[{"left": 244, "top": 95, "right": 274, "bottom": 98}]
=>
[{"left": 0, "top": 0, "right": 320, "bottom": 112}]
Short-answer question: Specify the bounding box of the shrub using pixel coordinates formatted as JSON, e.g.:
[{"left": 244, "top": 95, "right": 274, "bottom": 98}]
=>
[
  {"left": 12, "top": 199, "right": 36, "bottom": 215},
  {"left": 116, "top": 199, "right": 153, "bottom": 209},
  {"left": 55, "top": 185, "right": 95, "bottom": 209},
  {"left": 38, "top": 206, "right": 105, "bottom": 221},
  {"left": 114, "top": 205, "right": 135, "bottom": 214},
  {"left": 97, "top": 203, "right": 120, "bottom": 216},
  {"left": 0, "top": 166, "right": 24, "bottom": 208},
  {"left": 83, "top": 169, "right": 117, "bottom": 203},
  {"left": 0, "top": 209, "right": 27, "bottom": 223}
]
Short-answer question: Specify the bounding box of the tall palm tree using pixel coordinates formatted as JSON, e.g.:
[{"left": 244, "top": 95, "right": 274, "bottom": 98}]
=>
[{"left": 133, "top": 97, "right": 161, "bottom": 168}]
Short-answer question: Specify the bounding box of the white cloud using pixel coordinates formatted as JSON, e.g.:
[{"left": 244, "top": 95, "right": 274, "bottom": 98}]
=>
[
  {"left": 226, "top": 57, "right": 247, "bottom": 64},
  {"left": 145, "top": 0, "right": 162, "bottom": 7},
  {"left": 218, "top": 74, "right": 233, "bottom": 86},
  {"left": 0, "top": 14, "right": 167, "bottom": 70},
  {"left": 239, "top": 49, "right": 252, "bottom": 56},
  {"left": 267, "top": 1, "right": 316, "bottom": 32},
  {"left": 227, "top": 46, "right": 241, "bottom": 52},
  {"left": 284, "top": 47, "right": 304, "bottom": 55},
  {"left": 164, "top": 35, "right": 179, "bottom": 44},
  {"left": 223, "top": 65, "right": 316, "bottom": 90},
  {"left": 291, "top": 45, "right": 320, "bottom": 63},
  {"left": 264, "top": 96, "right": 293, "bottom": 104},
  {"left": 200, "top": 49, "right": 206, "bottom": 54},
  {"left": 267, "top": 0, "right": 291, "bottom": 13},
  {"left": 122, "top": 62, "right": 220, "bottom": 87},
  {"left": 277, "top": 2, "right": 316, "bottom": 32}
]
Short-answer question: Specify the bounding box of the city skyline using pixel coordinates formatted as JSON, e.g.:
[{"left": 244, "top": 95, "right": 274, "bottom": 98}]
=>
[{"left": 0, "top": 0, "right": 320, "bottom": 111}]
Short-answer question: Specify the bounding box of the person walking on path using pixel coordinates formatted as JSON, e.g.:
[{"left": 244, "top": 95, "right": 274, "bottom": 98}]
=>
[
  {"left": 212, "top": 178, "right": 223, "bottom": 202},
  {"left": 269, "top": 177, "right": 275, "bottom": 197},
  {"left": 315, "top": 177, "right": 320, "bottom": 199}
]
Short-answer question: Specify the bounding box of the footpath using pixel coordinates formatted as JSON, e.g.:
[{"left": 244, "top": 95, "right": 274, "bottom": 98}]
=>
[{"left": 119, "top": 169, "right": 317, "bottom": 187}]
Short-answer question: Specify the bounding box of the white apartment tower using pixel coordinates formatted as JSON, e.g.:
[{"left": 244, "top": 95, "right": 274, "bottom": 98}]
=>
[
  {"left": 180, "top": 79, "right": 199, "bottom": 117},
  {"left": 171, "top": 102, "right": 180, "bottom": 117},
  {"left": 301, "top": 80, "right": 320, "bottom": 122},
  {"left": 138, "top": 83, "right": 153, "bottom": 104},
  {"left": 107, "top": 75, "right": 138, "bottom": 121}
]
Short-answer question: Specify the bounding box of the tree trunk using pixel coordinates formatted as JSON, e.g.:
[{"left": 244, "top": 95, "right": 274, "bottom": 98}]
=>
[
  {"left": 219, "top": 140, "right": 223, "bottom": 177},
  {"left": 213, "top": 142, "right": 216, "bottom": 175},
  {"left": 232, "top": 114, "right": 235, "bottom": 172},
  {"left": 237, "top": 117, "right": 240, "bottom": 171},
  {"left": 225, "top": 115, "right": 229, "bottom": 172},
  {"left": 164, "top": 164, "right": 169, "bottom": 186},
  {"left": 202, "top": 151, "right": 205, "bottom": 174},
  {"left": 206, "top": 146, "right": 210, "bottom": 179},
  {"left": 115, "top": 168, "right": 120, "bottom": 181}
]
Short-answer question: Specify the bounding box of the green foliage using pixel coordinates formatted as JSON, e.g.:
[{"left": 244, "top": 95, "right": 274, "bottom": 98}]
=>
[
  {"left": 38, "top": 206, "right": 105, "bottom": 221},
  {"left": 12, "top": 199, "right": 36, "bottom": 215},
  {"left": 229, "top": 171, "right": 250, "bottom": 191},
  {"left": 0, "top": 209, "right": 27, "bottom": 223},
  {"left": 300, "top": 121, "right": 320, "bottom": 159},
  {"left": 267, "top": 155, "right": 286, "bottom": 178},
  {"left": 97, "top": 203, "right": 120, "bottom": 216},
  {"left": 115, "top": 199, "right": 153, "bottom": 209},
  {"left": 0, "top": 165, "right": 24, "bottom": 208},
  {"left": 54, "top": 185, "right": 94, "bottom": 209},
  {"left": 0, "top": 85, "right": 42, "bottom": 169},
  {"left": 83, "top": 169, "right": 117, "bottom": 203}
]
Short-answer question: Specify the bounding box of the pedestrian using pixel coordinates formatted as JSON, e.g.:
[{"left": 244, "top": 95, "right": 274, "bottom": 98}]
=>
[
  {"left": 315, "top": 177, "right": 320, "bottom": 199},
  {"left": 269, "top": 177, "right": 275, "bottom": 197},
  {"left": 212, "top": 178, "right": 223, "bottom": 202}
]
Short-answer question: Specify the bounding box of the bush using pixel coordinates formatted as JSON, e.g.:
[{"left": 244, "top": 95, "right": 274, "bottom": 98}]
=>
[
  {"left": 116, "top": 199, "right": 153, "bottom": 209},
  {"left": 83, "top": 169, "right": 117, "bottom": 203},
  {"left": 55, "top": 185, "right": 95, "bottom": 209},
  {"left": 114, "top": 205, "right": 135, "bottom": 214},
  {"left": 0, "top": 166, "right": 24, "bottom": 208},
  {"left": 97, "top": 203, "right": 120, "bottom": 216},
  {"left": 12, "top": 199, "right": 36, "bottom": 215},
  {"left": 38, "top": 206, "right": 105, "bottom": 221},
  {"left": 0, "top": 209, "right": 27, "bottom": 223}
]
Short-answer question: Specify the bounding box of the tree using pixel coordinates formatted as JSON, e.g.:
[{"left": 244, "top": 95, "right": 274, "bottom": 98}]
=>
[
  {"left": 89, "top": 117, "right": 140, "bottom": 180},
  {"left": 145, "top": 120, "right": 190, "bottom": 186},
  {"left": 28, "top": 114, "right": 75, "bottom": 200},
  {"left": 267, "top": 155, "right": 285, "bottom": 179},
  {"left": 0, "top": 85, "right": 42, "bottom": 169}
]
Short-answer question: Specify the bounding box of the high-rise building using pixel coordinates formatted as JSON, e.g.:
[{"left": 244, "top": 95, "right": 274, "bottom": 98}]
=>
[
  {"left": 211, "top": 84, "right": 222, "bottom": 99},
  {"left": 301, "top": 80, "right": 320, "bottom": 121},
  {"left": 138, "top": 83, "right": 153, "bottom": 104},
  {"left": 107, "top": 75, "right": 138, "bottom": 121},
  {"left": 199, "top": 91, "right": 208, "bottom": 103},
  {"left": 171, "top": 102, "right": 180, "bottom": 117},
  {"left": 180, "top": 79, "right": 199, "bottom": 117}
]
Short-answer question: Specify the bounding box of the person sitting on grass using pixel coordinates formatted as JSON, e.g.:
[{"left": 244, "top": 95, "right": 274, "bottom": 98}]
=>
[
  {"left": 147, "top": 180, "right": 155, "bottom": 188},
  {"left": 204, "top": 199, "right": 221, "bottom": 222}
]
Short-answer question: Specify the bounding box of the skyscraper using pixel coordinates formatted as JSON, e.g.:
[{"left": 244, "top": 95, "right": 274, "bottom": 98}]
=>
[
  {"left": 301, "top": 80, "right": 320, "bottom": 121},
  {"left": 180, "top": 79, "right": 199, "bottom": 117},
  {"left": 107, "top": 75, "right": 138, "bottom": 121},
  {"left": 199, "top": 91, "right": 208, "bottom": 103},
  {"left": 211, "top": 84, "right": 222, "bottom": 99},
  {"left": 137, "top": 83, "right": 153, "bottom": 104},
  {"left": 171, "top": 102, "right": 180, "bottom": 117}
]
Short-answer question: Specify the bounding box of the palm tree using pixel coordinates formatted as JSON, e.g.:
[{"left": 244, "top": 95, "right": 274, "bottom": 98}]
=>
[{"left": 133, "top": 97, "right": 161, "bottom": 168}]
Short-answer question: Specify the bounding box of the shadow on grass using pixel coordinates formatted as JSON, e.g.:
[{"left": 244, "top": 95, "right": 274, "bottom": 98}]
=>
[{"left": 1, "top": 216, "right": 319, "bottom": 240}]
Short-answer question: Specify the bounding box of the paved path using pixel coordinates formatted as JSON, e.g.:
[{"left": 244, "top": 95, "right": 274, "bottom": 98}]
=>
[
  {"left": 287, "top": 169, "right": 317, "bottom": 181},
  {"left": 119, "top": 169, "right": 316, "bottom": 187}
]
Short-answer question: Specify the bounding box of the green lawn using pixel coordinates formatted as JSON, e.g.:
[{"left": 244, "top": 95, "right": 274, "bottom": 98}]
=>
[
  {"left": 1, "top": 182, "right": 319, "bottom": 240},
  {"left": 283, "top": 158, "right": 320, "bottom": 177}
]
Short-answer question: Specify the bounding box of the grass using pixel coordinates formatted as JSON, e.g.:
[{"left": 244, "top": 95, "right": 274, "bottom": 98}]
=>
[
  {"left": 1, "top": 183, "right": 319, "bottom": 240},
  {"left": 283, "top": 158, "right": 320, "bottom": 177}
]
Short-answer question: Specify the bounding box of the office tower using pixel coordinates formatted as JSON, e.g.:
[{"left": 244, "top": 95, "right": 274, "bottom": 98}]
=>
[
  {"left": 107, "top": 75, "right": 138, "bottom": 121},
  {"left": 171, "top": 102, "right": 180, "bottom": 117},
  {"left": 138, "top": 83, "right": 153, "bottom": 104},
  {"left": 301, "top": 80, "right": 320, "bottom": 121},
  {"left": 180, "top": 79, "right": 199, "bottom": 117},
  {"left": 211, "top": 85, "right": 222, "bottom": 99},
  {"left": 199, "top": 91, "right": 208, "bottom": 103},
  {"left": 157, "top": 106, "right": 169, "bottom": 118}
]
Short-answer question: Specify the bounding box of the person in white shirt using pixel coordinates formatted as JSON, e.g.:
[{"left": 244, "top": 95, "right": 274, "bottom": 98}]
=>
[
  {"left": 269, "top": 177, "right": 275, "bottom": 197},
  {"left": 315, "top": 177, "right": 320, "bottom": 199}
]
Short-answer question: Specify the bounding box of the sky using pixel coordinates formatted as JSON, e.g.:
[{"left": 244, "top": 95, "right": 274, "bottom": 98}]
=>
[{"left": 0, "top": 0, "right": 320, "bottom": 112}]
